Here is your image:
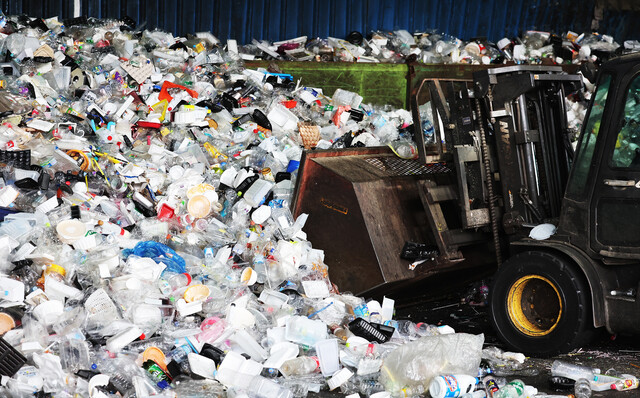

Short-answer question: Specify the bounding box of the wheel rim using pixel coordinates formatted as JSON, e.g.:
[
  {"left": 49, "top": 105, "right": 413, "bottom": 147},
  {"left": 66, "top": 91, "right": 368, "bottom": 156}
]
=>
[{"left": 507, "top": 275, "right": 563, "bottom": 336}]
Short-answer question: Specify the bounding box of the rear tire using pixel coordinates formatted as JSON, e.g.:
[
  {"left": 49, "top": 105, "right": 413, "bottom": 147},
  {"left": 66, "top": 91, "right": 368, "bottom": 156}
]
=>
[{"left": 489, "top": 251, "right": 595, "bottom": 356}]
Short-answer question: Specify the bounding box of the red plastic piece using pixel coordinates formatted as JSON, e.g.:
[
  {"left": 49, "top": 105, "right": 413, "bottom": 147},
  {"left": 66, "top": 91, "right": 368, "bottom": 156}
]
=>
[
  {"left": 158, "top": 81, "right": 199, "bottom": 102},
  {"left": 281, "top": 99, "right": 297, "bottom": 109},
  {"left": 136, "top": 121, "right": 162, "bottom": 129}
]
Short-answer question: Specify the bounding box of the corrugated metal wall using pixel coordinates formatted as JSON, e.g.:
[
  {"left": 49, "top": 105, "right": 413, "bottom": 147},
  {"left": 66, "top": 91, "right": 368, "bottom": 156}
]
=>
[{"left": 2, "top": 0, "right": 639, "bottom": 43}]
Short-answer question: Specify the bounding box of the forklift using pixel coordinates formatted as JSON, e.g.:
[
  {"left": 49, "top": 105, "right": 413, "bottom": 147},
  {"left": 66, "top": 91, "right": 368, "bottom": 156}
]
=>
[
  {"left": 483, "top": 53, "right": 640, "bottom": 356},
  {"left": 410, "top": 54, "right": 640, "bottom": 356},
  {"left": 294, "top": 54, "right": 640, "bottom": 356}
]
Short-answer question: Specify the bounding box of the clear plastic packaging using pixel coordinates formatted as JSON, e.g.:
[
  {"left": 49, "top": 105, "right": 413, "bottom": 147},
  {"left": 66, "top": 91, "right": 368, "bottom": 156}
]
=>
[{"left": 379, "top": 333, "right": 484, "bottom": 394}]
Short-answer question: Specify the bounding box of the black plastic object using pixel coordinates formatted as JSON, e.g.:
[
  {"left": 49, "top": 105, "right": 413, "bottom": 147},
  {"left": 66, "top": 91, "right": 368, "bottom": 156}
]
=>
[
  {"left": 38, "top": 171, "right": 51, "bottom": 191},
  {"left": 70, "top": 205, "right": 81, "bottom": 219},
  {"left": 14, "top": 178, "right": 39, "bottom": 190},
  {"left": 348, "top": 318, "right": 394, "bottom": 343},
  {"left": 346, "top": 31, "right": 364, "bottom": 45},
  {"left": 120, "top": 15, "right": 137, "bottom": 30},
  {"left": 200, "top": 344, "right": 225, "bottom": 363},
  {"left": 232, "top": 113, "right": 252, "bottom": 128},
  {"left": 275, "top": 172, "right": 291, "bottom": 183},
  {"left": 0, "top": 337, "right": 27, "bottom": 377},
  {"left": 400, "top": 241, "right": 438, "bottom": 261},
  {"left": 253, "top": 109, "right": 272, "bottom": 131},
  {"left": 236, "top": 174, "right": 259, "bottom": 195},
  {"left": 0, "top": 149, "right": 31, "bottom": 168},
  {"left": 548, "top": 376, "right": 575, "bottom": 391},
  {"left": 166, "top": 360, "right": 182, "bottom": 378},
  {"left": 349, "top": 109, "right": 364, "bottom": 122},
  {"left": 75, "top": 369, "right": 100, "bottom": 380}
]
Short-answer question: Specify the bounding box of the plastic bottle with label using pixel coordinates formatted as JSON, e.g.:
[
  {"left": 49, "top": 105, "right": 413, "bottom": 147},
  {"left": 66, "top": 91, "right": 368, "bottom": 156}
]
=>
[
  {"left": 429, "top": 375, "right": 478, "bottom": 398},
  {"left": 493, "top": 379, "right": 524, "bottom": 398},
  {"left": 611, "top": 375, "right": 639, "bottom": 391}
]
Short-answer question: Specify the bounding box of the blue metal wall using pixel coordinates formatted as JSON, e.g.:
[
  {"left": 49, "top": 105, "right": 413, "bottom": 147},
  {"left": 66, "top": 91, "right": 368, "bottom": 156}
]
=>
[{"left": 2, "top": 0, "right": 639, "bottom": 43}]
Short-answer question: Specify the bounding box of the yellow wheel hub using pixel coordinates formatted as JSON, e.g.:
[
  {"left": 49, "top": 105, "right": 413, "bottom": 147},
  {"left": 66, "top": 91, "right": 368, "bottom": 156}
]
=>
[{"left": 507, "top": 275, "right": 562, "bottom": 336}]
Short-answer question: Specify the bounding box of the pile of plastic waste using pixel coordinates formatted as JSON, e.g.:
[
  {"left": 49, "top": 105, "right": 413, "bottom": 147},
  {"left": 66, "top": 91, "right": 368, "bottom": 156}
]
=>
[
  {"left": 0, "top": 12, "right": 621, "bottom": 398},
  {"left": 239, "top": 29, "right": 627, "bottom": 66}
]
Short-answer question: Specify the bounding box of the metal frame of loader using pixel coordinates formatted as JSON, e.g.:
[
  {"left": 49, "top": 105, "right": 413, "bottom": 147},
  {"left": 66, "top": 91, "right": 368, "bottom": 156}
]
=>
[{"left": 410, "top": 65, "right": 583, "bottom": 268}]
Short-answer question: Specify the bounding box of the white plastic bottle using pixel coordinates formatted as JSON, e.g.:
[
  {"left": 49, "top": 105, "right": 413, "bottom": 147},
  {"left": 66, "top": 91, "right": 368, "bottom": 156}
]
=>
[{"left": 429, "top": 375, "right": 478, "bottom": 398}]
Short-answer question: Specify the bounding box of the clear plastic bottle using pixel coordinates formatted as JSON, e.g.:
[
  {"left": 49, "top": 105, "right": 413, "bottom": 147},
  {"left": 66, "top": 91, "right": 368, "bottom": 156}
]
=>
[
  {"left": 574, "top": 378, "right": 592, "bottom": 398},
  {"left": 359, "top": 378, "right": 385, "bottom": 396},
  {"left": 550, "top": 360, "right": 598, "bottom": 381},
  {"left": 399, "top": 384, "right": 426, "bottom": 398},
  {"left": 91, "top": 355, "right": 135, "bottom": 396},
  {"left": 611, "top": 376, "right": 639, "bottom": 391},
  {"left": 461, "top": 391, "right": 487, "bottom": 398},
  {"left": 280, "top": 356, "right": 319, "bottom": 376},
  {"left": 493, "top": 379, "right": 524, "bottom": 398}
]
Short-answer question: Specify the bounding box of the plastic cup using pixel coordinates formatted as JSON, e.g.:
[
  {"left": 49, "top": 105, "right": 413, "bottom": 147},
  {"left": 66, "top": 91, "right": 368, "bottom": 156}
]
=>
[
  {"left": 157, "top": 203, "right": 175, "bottom": 221},
  {"left": 143, "top": 347, "right": 167, "bottom": 371},
  {"left": 187, "top": 195, "right": 211, "bottom": 218},
  {"left": 56, "top": 219, "right": 87, "bottom": 244},
  {"left": 241, "top": 267, "right": 257, "bottom": 286},
  {"left": 0, "top": 313, "right": 16, "bottom": 335},
  {"left": 184, "top": 284, "right": 210, "bottom": 303}
]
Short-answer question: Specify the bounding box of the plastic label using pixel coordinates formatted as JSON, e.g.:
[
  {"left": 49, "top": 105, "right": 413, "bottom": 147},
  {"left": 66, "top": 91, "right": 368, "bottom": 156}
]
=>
[{"left": 443, "top": 375, "right": 460, "bottom": 397}]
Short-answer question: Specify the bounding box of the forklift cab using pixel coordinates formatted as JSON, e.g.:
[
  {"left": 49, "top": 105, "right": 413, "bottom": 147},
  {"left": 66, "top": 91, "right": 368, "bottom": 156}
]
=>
[{"left": 562, "top": 53, "right": 640, "bottom": 259}]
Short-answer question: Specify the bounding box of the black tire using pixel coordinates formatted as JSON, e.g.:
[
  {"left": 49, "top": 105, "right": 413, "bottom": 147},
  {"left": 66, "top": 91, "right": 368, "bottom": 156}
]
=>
[{"left": 489, "top": 251, "right": 595, "bottom": 356}]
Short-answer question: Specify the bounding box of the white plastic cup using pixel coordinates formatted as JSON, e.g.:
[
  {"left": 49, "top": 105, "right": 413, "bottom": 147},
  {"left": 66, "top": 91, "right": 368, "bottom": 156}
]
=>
[{"left": 56, "top": 219, "right": 87, "bottom": 244}]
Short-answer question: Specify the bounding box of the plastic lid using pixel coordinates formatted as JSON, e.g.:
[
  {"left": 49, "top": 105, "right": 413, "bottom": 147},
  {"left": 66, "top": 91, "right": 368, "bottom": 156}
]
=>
[
  {"left": 46, "top": 263, "right": 67, "bottom": 277},
  {"left": 429, "top": 376, "right": 446, "bottom": 398}
]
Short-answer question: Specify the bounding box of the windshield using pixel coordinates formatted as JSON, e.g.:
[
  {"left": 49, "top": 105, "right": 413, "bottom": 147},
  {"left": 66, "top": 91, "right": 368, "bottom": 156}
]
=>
[{"left": 565, "top": 73, "right": 612, "bottom": 198}]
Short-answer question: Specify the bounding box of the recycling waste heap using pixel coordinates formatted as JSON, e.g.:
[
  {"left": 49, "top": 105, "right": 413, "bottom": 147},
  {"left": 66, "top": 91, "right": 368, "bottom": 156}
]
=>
[{"left": 0, "top": 12, "right": 599, "bottom": 398}]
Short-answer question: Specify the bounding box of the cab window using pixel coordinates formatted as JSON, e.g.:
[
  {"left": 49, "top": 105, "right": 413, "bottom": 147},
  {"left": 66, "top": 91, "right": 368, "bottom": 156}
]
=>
[
  {"left": 610, "top": 74, "right": 640, "bottom": 168},
  {"left": 566, "top": 74, "right": 611, "bottom": 197}
]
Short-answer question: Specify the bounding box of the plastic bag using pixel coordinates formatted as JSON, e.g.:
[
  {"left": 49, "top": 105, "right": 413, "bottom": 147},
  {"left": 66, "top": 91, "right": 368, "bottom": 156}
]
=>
[{"left": 379, "top": 333, "right": 484, "bottom": 393}]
